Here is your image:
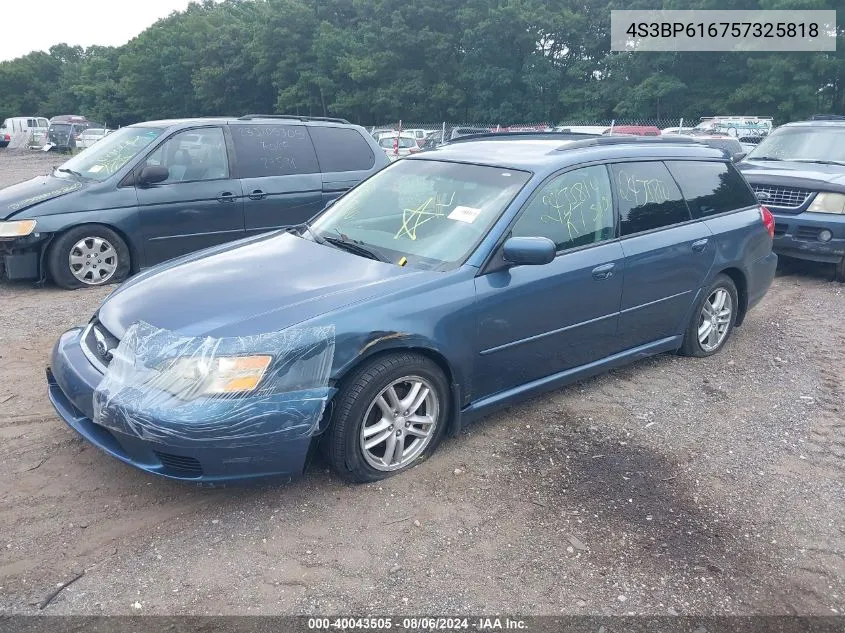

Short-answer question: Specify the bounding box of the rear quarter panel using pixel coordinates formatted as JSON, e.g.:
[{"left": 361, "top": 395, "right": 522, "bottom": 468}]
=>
[{"left": 702, "top": 206, "right": 776, "bottom": 318}]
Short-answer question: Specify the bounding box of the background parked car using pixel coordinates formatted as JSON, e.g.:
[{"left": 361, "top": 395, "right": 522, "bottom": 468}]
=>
[
  {"left": 738, "top": 117, "right": 845, "bottom": 281},
  {"left": 604, "top": 125, "right": 662, "bottom": 136},
  {"left": 378, "top": 133, "right": 420, "bottom": 161},
  {"left": 76, "top": 127, "right": 112, "bottom": 149},
  {"left": 0, "top": 116, "right": 50, "bottom": 147},
  {"left": 0, "top": 114, "right": 390, "bottom": 288},
  {"left": 46, "top": 121, "right": 87, "bottom": 152},
  {"left": 449, "top": 126, "right": 490, "bottom": 140}
]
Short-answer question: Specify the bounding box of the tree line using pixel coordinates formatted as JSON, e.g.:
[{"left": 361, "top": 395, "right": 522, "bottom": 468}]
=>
[{"left": 0, "top": 0, "right": 842, "bottom": 128}]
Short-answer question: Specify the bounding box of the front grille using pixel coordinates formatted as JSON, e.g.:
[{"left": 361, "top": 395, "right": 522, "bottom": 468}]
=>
[
  {"left": 81, "top": 319, "right": 120, "bottom": 372},
  {"left": 795, "top": 226, "right": 821, "bottom": 241},
  {"left": 752, "top": 185, "right": 813, "bottom": 211},
  {"left": 154, "top": 451, "right": 204, "bottom": 477}
]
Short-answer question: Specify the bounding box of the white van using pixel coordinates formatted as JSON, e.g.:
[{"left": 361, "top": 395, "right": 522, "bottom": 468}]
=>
[{"left": 0, "top": 116, "right": 50, "bottom": 148}]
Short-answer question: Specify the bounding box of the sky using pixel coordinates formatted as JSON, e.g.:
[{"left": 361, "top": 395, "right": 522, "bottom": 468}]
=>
[{"left": 0, "top": 0, "right": 193, "bottom": 62}]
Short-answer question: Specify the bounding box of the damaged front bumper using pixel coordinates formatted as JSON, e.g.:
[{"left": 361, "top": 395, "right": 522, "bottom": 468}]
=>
[
  {"left": 772, "top": 211, "right": 845, "bottom": 264},
  {"left": 0, "top": 234, "right": 48, "bottom": 281},
  {"left": 47, "top": 325, "right": 336, "bottom": 484}
]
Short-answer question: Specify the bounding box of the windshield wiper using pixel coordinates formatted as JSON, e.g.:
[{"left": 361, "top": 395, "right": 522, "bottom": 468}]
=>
[
  {"left": 791, "top": 159, "right": 845, "bottom": 167},
  {"left": 324, "top": 233, "right": 391, "bottom": 263},
  {"left": 288, "top": 222, "right": 328, "bottom": 245},
  {"left": 747, "top": 156, "right": 783, "bottom": 161},
  {"left": 56, "top": 167, "right": 85, "bottom": 178}
]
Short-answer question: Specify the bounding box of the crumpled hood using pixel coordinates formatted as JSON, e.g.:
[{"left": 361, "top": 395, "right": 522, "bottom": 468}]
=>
[
  {"left": 738, "top": 160, "right": 845, "bottom": 193},
  {"left": 98, "top": 231, "right": 433, "bottom": 339},
  {"left": 0, "top": 175, "right": 84, "bottom": 219}
]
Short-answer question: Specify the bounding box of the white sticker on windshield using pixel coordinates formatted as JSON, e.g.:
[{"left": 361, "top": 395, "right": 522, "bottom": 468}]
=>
[
  {"left": 88, "top": 165, "right": 104, "bottom": 173},
  {"left": 448, "top": 206, "right": 482, "bottom": 223}
]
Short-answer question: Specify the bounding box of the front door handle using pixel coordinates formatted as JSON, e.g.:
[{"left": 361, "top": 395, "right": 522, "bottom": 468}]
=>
[
  {"left": 217, "top": 192, "right": 236, "bottom": 203},
  {"left": 692, "top": 238, "right": 709, "bottom": 253},
  {"left": 248, "top": 189, "right": 266, "bottom": 201},
  {"left": 592, "top": 262, "right": 615, "bottom": 280}
]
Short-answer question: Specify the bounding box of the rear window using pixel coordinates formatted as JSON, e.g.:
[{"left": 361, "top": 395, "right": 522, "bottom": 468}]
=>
[
  {"left": 231, "top": 124, "right": 320, "bottom": 177},
  {"left": 51, "top": 123, "right": 71, "bottom": 132},
  {"left": 665, "top": 160, "right": 757, "bottom": 218},
  {"left": 308, "top": 126, "right": 375, "bottom": 172},
  {"left": 610, "top": 161, "right": 692, "bottom": 235},
  {"left": 379, "top": 137, "right": 416, "bottom": 149}
]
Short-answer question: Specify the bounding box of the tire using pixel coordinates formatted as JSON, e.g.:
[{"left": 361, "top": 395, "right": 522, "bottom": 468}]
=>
[
  {"left": 679, "top": 274, "right": 739, "bottom": 358},
  {"left": 47, "top": 225, "right": 131, "bottom": 289},
  {"left": 835, "top": 257, "right": 845, "bottom": 283},
  {"left": 325, "top": 352, "right": 451, "bottom": 483}
]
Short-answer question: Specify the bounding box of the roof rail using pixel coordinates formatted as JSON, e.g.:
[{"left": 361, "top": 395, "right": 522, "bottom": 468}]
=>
[
  {"left": 238, "top": 114, "right": 351, "bottom": 124},
  {"left": 553, "top": 135, "right": 706, "bottom": 151},
  {"left": 445, "top": 131, "right": 603, "bottom": 144},
  {"left": 809, "top": 114, "right": 845, "bottom": 121}
]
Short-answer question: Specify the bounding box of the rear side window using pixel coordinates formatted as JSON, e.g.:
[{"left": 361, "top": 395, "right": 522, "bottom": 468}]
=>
[
  {"left": 665, "top": 160, "right": 758, "bottom": 218},
  {"left": 308, "top": 126, "right": 375, "bottom": 172},
  {"left": 232, "top": 124, "right": 319, "bottom": 177},
  {"left": 610, "top": 161, "right": 691, "bottom": 236}
]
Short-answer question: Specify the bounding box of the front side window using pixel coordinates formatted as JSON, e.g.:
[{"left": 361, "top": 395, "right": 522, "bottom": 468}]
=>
[
  {"left": 610, "top": 162, "right": 691, "bottom": 236},
  {"left": 511, "top": 165, "right": 614, "bottom": 250},
  {"left": 665, "top": 161, "right": 757, "bottom": 218},
  {"left": 309, "top": 159, "right": 531, "bottom": 270},
  {"left": 143, "top": 127, "right": 229, "bottom": 183},
  {"left": 55, "top": 126, "right": 165, "bottom": 182}
]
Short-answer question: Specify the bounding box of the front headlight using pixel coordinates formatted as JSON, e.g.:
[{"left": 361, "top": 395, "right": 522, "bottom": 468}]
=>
[
  {"left": 159, "top": 355, "right": 272, "bottom": 399},
  {"left": 808, "top": 193, "right": 845, "bottom": 214},
  {"left": 0, "top": 219, "right": 37, "bottom": 238}
]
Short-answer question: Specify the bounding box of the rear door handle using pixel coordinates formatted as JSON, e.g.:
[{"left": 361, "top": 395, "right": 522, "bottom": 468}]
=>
[
  {"left": 692, "top": 238, "right": 709, "bottom": 253},
  {"left": 217, "top": 192, "right": 236, "bottom": 203},
  {"left": 248, "top": 189, "right": 266, "bottom": 201},
  {"left": 592, "top": 262, "right": 615, "bottom": 280}
]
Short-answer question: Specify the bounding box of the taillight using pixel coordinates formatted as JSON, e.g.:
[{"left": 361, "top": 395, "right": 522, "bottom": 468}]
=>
[
  {"left": 2, "top": 134, "right": 9, "bottom": 142},
  {"left": 760, "top": 205, "right": 775, "bottom": 239}
]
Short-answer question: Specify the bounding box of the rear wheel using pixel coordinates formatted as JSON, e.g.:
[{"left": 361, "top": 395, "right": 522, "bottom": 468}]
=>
[
  {"left": 325, "top": 352, "right": 450, "bottom": 483},
  {"left": 48, "top": 225, "right": 131, "bottom": 289},
  {"left": 679, "top": 274, "right": 739, "bottom": 358}
]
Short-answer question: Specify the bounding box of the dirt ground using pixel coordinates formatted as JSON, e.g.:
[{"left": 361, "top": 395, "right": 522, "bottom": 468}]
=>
[{"left": 0, "top": 149, "right": 843, "bottom": 616}]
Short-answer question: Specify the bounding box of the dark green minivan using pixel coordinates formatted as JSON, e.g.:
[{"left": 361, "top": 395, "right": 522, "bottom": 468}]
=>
[{"left": 0, "top": 115, "right": 389, "bottom": 288}]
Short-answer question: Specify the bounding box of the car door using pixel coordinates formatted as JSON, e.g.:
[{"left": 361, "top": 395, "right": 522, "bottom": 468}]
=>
[
  {"left": 473, "top": 164, "right": 625, "bottom": 398},
  {"left": 135, "top": 126, "right": 245, "bottom": 266},
  {"left": 308, "top": 125, "right": 382, "bottom": 207},
  {"left": 229, "top": 122, "right": 324, "bottom": 234},
  {"left": 610, "top": 161, "right": 716, "bottom": 350}
]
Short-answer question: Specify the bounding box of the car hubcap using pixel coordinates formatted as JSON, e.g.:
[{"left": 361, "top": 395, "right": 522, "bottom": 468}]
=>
[
  {"left": 360, "top": 376, "right": 439, "bottom": 472},
  {"left": 698, "top": 288, "right": 732, "bottom": 352},
  {"left": 69, "top": 237, "right": 118, "bottom": 285}
]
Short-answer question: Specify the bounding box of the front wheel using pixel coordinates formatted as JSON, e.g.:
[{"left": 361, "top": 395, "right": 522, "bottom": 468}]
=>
[
  {"left": 325, "top": 352, "right": 450, "bottom": 483},
  {"left": 679, "top": 274, "right": 739, "bottom": 358},
  {"left": 47, "top": 225, "right": 131, "bottom": 289},
  {"left": 835, "top": 256, "right": 845, "bottom": 283}
]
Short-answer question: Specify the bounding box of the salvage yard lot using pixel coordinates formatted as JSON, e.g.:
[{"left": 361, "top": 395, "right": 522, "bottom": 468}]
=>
[{"left": 0, "top": 150, "right": 843, "bottom": 615}]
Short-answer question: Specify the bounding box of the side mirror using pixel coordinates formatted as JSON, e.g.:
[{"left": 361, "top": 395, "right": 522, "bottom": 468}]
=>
[
  {"left": 733, "top": 152, "right": 747, "bottom": 162},
  {"left": 138, "top": 165, "right": 169, "bottom": 185},
  {"left": 502, "top": 236, "right": 556, "bottom": 266}
]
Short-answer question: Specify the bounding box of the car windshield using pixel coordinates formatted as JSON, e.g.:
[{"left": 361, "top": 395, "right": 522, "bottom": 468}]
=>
[
  {"left": 56, "top": 126, "right": 165, "bottom": 181},
  {"left": 746, "top": 127, "right": 845, "bottom": 163},
  {"left": 309, "top": 159, "right": 531, "bottom": 271}
]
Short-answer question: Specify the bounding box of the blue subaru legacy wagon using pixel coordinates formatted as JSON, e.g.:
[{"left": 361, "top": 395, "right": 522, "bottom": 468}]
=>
[{"left": 47, "top": 133, "right": 778, "bottom": 484}]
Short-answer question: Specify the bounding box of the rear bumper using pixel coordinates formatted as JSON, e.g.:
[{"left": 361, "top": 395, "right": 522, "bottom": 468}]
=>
[
  {"left": 47, "top": 328, "right": 317, "bottom": 485},
  {"left": 772, "top": 212, "right": 845, "bottom": 263},
  {"left": 747, "top": 251, "right": 778, "bottom": 313}
]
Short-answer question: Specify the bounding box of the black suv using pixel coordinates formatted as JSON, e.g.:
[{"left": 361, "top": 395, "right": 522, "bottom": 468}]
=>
[{"left": 738, "top": 116, "right": 845, "bottom": 281}]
